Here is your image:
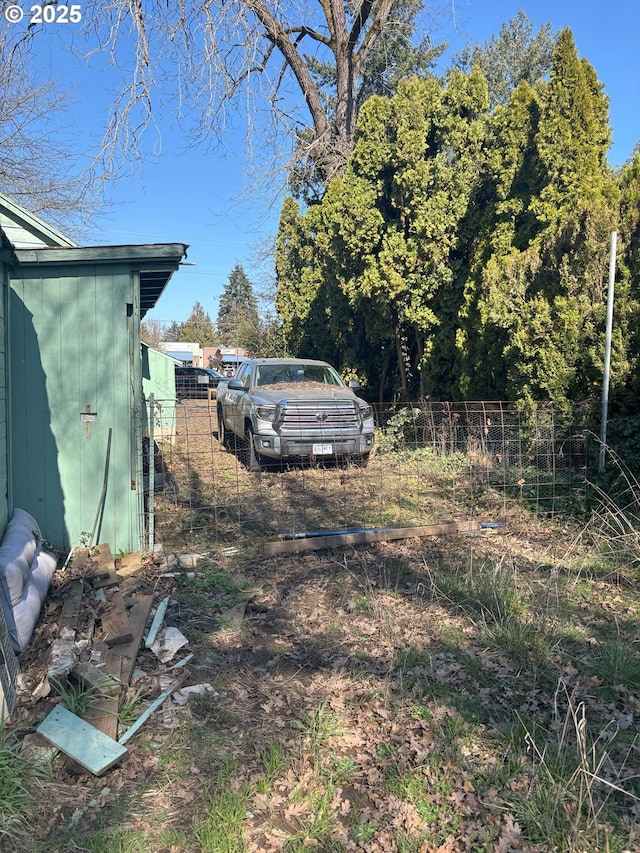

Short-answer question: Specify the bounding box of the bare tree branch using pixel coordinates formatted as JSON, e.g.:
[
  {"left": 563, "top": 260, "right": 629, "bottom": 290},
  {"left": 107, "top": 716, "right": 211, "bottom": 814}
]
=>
[
  {"left": 0, "top": 25, "right": 102, "bottom": 231},
  {"left": 69, "top": 0, "right": 443, "bottom": 194}
]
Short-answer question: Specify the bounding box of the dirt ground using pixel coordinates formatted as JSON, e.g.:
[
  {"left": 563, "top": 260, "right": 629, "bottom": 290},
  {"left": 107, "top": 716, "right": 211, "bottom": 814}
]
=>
[{"left": 8, "top": 402, "right": 640, "bottom": 852}]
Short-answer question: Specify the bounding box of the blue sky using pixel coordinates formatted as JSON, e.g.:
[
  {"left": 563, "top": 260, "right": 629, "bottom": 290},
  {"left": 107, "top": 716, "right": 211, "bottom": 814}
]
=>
[{"left": 28, "top": 0, "right": 640, "bottom": 327}]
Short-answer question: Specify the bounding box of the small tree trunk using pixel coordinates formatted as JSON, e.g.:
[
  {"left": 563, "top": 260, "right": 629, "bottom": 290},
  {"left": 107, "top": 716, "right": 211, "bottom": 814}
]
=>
[
  {"left": 414, "top": 329, "right": 427, "bottom": 400},
  {"left": 394, "top": 322, "right": 409, "bottom": 400},
  {"left": 379, "top": 347, "right": 390, "bottom": 405}
]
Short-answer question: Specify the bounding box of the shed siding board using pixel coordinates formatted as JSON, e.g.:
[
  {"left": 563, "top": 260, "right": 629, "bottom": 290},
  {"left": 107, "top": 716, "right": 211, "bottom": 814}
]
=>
[
  {"left": 10, "top": 264, "right": 140, "bottom": 553},
  {"left": 2, "top": 221, "right": 49, "bottom": 249},
  {"left": 142, "top": 348, "right": 178, "bottom": 400},
  {"left": 142, "top": 346, "right": 177, "bottom": 447},
  {"left": 0, "top": 219, "right": 73, "bottom": 250},
  {"left": 0, "top": 192, "right": 76, "bottom": 249},
  {"left": 130, "top": 273, "right": 143, "bottom": 547},
  {"left": 0, "top": 259, "right": 8, "bottom": 535}
]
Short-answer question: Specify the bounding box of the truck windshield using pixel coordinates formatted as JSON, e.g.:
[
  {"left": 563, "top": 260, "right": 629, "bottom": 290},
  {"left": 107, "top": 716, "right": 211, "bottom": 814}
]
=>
[{"left": 256, "top": 364, "right": 344, "bottom": 387}]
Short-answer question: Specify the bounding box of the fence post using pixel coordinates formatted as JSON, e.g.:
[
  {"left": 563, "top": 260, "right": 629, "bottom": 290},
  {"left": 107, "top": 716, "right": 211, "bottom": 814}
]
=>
[
  {"left": 148, "top": 394, "right": 156, "bottom": 553},
  {"left": 599, "top": 231, "right": 617, "bottom": 472}
]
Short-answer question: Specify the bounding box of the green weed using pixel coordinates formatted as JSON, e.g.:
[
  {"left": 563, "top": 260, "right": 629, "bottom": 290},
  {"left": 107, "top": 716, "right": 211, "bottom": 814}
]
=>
[
  {"left": 588, "top": 638, "right": 640, "bottom": 692},
  {"left": 256, "top": 742, "right": 286, "bottom": 793},
  {"left": 481, "top": 613, "right": 557, "bottom": 669},
  {"left": 194, "top": 764, "right": 251, "bottom": 853},
  {"left": 509, "top": 684, "right": 640, "bottom": 852},
  {"left": 49, "top": 677, "right": 115, "bottom": 717},
  {"left": 431, "top": 559, "right": 524, "bottom": 624},
  {"left": 117, "top": 684, "right": 151, "bottom": 728},
  {"left": 353, "top": 820, "right": 376, "bottom": 842},
  {"left": 0, "top": 718, "right": 52, "bottom": 851},
  {"left": 291, "top": 701, "right": 343, "bottom": 755}
]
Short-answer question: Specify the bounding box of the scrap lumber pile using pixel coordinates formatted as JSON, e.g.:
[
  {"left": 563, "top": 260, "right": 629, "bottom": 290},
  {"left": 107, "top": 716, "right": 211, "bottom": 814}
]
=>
[{"left": 31, "top": 545, "right": 192, "bottom": 776}]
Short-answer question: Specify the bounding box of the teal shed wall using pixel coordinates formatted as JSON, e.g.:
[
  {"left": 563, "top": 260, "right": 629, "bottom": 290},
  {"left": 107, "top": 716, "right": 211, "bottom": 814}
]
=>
[
  {"left": 0, "top": 257, "right": 8, "bottom": 536},
  {"left": 9, "top": 264, "right": 143, "bottom": 554},
  {"left": 142, "top": 344, "right": 177, "bottom": 441}
]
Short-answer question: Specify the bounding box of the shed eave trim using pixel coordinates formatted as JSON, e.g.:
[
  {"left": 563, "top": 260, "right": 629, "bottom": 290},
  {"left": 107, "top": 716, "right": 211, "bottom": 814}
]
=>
[{"left": 13, "top": 243, "right": 188, "bottom": 266}]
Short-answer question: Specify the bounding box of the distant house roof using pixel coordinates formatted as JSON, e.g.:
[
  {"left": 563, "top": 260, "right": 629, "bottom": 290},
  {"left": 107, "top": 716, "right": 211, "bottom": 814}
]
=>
[
  {"left": 210, "top": 345, "right": 249, "bottom": 356},
  {"left": 141, "top": 342, "right": 181, "bottom": 359},
  {"left": 162, "top": 342, "right": 200, "bottom": 353},
  {"left": 220, "top": 353, "right": 248, "bottom": 363}
]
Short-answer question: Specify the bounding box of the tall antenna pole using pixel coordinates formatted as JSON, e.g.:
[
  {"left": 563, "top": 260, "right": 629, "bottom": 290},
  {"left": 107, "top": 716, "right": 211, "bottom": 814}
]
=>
[{"left": 599, "top": 231, "right": 617, "bottom": 472}]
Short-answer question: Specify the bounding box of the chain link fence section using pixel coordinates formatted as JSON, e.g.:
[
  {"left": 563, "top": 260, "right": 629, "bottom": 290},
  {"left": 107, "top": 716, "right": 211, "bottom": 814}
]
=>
[{"left": 142, "top": 399, "right": 588, "bottom": 550}]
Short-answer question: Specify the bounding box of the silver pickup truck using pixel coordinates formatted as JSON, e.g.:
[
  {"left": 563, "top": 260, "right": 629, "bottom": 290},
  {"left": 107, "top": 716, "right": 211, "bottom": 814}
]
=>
[{"left": 216, "top": 357, "right": 375, "bottom": 470}]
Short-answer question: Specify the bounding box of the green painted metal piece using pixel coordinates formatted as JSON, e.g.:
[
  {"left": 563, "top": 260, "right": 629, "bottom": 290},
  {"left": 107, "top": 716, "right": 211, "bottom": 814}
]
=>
[
  {"left": 118, "top": 687, "right": 173, "bottom": 745},
  {"left": 145, "top": 596, "right": 169, "bottom": 648},
  {"left": 37, "top": 704, "right": 127, "bottom": 776},
  {"left": 167, "top": 652, "right": 194, "bottom": 670}
]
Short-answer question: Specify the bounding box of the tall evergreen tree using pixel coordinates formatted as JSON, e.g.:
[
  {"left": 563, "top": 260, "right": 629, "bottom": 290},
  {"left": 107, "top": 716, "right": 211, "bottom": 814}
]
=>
[
  {"left": 612, "top": 150, "right": 640, "bottom": 412},
  {"left": 277, "top": 26, "right": 622, "bottom": 411},
  {"left": 217, "top": 265, "right": 260, "bottom": 348},
  {"left": 451, "top": 11, "right": 554, "bottom": 109},
  {"left": 458, "top": 29, "right": 617, "bottom": 417},
  {"left": 163, "top": 320, "right": 183, "bottom": 341},
  {"left": 277, "top": 70, "right": 490, "bottom": 400},
  {"left": 179, "top": 302, "right": 217, "bottom": 346}
]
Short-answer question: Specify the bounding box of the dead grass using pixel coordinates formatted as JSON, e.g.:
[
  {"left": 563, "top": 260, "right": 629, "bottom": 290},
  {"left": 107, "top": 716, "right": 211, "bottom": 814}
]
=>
[{"left": 7, "top": 403, "right": 640, "bottom": 852}]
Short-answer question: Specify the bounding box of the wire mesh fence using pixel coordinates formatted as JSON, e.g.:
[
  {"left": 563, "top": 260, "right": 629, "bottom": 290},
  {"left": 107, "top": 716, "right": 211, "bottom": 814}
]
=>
[
  {"left": 142, "top": 399, "right": 589, "bottom": 550},
  {"left": 0, "top": 603, "right": 20, "bottom": 717}
]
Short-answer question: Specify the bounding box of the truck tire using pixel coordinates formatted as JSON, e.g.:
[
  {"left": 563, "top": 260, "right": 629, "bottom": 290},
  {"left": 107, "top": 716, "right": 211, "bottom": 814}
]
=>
[
  {"left": 245, "top": 425, "right": 262, "bottom": 472},
  {"left": 351, "top": 452, "right": 370, "bottom": 468},
  {"left": 217, "top": 406, "right": 232, "bottom": 450}
]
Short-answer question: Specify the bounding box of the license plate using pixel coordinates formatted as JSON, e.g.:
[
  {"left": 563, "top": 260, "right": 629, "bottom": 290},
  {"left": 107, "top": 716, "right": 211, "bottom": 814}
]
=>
[
  {"left": 312, "top": 443, "right": 333, "bottom": 455},
  {"left": 197, "top": 376, "right": 209, "bottom": 384}
]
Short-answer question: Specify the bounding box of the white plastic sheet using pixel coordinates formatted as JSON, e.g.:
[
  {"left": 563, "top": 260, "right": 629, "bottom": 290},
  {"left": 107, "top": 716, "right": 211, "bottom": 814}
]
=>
[{"left": 0, "top": 508, "right": 57, "bottom": 653}]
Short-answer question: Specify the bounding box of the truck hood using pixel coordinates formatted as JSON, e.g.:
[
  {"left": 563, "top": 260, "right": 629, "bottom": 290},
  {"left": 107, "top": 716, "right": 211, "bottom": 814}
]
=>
[{"left": 249, "top": 384, "right": 362, "bottom": 405}]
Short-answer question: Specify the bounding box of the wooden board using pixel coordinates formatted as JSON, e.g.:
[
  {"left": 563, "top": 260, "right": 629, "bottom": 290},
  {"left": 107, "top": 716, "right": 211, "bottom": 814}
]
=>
[
  {"left": 101, "top": 589, "right": 133, "bottom": 647},
  {"left": 117, "top": 595, "right": 155, "bottom": 687},
  {"left": 58, "top": 579, "right": 84, "bottom": 630},
  {"left": 72, "top": 662, "right": 121, "bottom": 696},
  {"left": 37, "top": 704, "right": 127, "bottom": 776},
  {"left": 83, "top": 650, "right": 122, "bottom": 741},
  {"left": 116, "top": 552, "right": 144, "bottom": 579},
  {"left": 90, "top": 568, "right": 121, "bottom": 589},
  {"left": 74, "top": 544, "right": 121, "bottom": 588},
  {"left": 74, "top": 543, "right": 114, "bottom": 575},
  {"left": 261, "top": 520, "right": 481, "bottom": 556}
]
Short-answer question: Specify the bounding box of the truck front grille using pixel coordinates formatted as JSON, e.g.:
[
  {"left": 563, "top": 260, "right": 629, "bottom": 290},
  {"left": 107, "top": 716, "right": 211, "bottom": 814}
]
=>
[{"left": 280, "top": 401, "right": 359, "bottom": 430}]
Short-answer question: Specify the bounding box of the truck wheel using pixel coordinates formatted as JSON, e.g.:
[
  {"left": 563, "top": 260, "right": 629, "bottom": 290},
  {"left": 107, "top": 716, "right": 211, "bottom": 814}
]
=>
[
  {"left": 245, "top": 425, "right": 262, "bottom": 472},
  {"left": 217, "top": 407, "right": 231, "bottom": 449},
  {"left": 351, "top": 452, "right": 370, "bottom": 468}
]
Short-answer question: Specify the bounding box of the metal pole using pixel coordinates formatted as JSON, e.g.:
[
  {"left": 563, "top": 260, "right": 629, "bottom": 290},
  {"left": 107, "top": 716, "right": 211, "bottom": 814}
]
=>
[
  {"left": 599, "top": 231, "right": 617, "bottom": 472},
  {"left": 148, "top": 393, "right": 155, "bottom": 553}
]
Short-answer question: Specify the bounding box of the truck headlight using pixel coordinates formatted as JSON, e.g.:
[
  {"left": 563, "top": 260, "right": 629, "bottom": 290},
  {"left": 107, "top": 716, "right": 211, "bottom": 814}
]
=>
[
  {"left": 359, "top": 404, "right": 373, "bottom": 421},
  {"left": 256, "top": 406, "right": 277, "bottom": 423}
]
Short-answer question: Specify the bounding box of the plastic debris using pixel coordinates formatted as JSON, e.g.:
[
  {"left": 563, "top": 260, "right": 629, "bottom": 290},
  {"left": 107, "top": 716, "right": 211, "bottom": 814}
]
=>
[
  {"left": 150, "top": 626, "right": 189, "bottom": 663},
  {"left": 172, "top": 683, "right": 218, "bottom": 705}
]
